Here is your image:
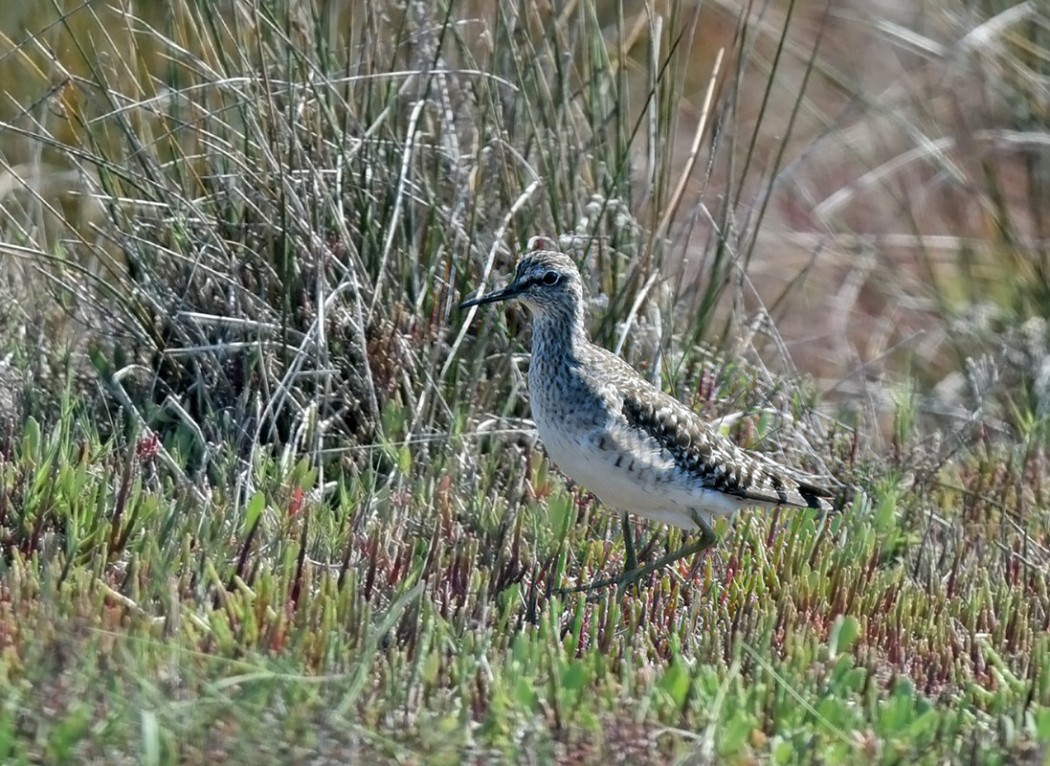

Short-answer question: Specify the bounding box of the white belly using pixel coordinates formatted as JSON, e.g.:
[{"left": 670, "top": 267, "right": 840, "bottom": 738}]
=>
[{"left": 536, "top": 418, "right": 753, "bottom": 530}]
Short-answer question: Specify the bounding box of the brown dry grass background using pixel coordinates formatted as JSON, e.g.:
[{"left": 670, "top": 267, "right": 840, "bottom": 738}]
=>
[{"left": 1, "top": 0, "right": 1035, "bottom": 395}]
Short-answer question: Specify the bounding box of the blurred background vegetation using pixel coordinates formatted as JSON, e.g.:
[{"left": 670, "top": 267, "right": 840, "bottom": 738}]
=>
[{"left": 3, "top": 0, "right": 1049, "bottom": 441}]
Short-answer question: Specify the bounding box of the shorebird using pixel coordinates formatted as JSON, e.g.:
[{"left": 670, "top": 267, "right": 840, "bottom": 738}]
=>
[{"left": 460, "top": 240, "right": 842, "bottom": 591}]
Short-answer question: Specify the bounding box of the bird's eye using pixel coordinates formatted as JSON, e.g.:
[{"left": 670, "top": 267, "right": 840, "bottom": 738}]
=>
[{"left": 541, "top": 270, "right": 560, "bottom": 286}]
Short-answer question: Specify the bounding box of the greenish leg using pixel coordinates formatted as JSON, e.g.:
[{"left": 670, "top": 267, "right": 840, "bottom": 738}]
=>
[
  {"left": 611, "top": 513, "right": 718, "bottom": 596},
  {"left": 621, "top": 513, "right": 638, "bottom": 574},
  {"left": 560, "top": 511, "right": 719, "bottom": 596}
]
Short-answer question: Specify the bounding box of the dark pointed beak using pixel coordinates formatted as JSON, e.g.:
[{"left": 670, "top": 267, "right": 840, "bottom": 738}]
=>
[{"left": 459, "top": 281, "right": 523, "bottom": 310}]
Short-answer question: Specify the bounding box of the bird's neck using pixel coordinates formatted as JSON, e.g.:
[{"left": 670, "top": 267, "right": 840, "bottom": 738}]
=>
[{"left": 530, "top": 307, "right": 587, "bottom": 364}]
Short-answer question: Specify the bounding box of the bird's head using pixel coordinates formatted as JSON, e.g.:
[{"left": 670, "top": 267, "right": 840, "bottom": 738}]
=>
[{"left": 460, "top": 246, "right": 582, "bottom": 319}]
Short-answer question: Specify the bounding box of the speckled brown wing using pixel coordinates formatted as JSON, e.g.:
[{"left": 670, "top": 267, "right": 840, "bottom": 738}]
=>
[{"left": 589, "top": 347, "right": 837, "bottom": 511}]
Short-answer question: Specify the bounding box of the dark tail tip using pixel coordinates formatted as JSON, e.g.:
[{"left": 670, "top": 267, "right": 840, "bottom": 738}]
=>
[{"left": 798, "top": 480, "right": 855, "bottom": 513}]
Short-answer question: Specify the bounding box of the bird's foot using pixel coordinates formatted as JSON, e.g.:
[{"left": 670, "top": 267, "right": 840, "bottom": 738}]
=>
[{"left": 556, "top": 529, "right": 719, "bottom": 598}]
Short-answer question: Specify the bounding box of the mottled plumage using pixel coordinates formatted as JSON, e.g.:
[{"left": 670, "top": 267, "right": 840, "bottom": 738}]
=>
[{"left": 461, "top": 242, "right": 840, "bottom": 588}]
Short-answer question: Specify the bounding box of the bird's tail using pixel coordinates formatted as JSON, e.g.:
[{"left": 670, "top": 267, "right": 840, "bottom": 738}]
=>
[{"left": 797, "top": 480, "right": 858, "bottom": 513}]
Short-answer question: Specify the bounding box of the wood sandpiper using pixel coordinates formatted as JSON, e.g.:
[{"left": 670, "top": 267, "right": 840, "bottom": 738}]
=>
[{"left": 460, "top": 239, "right": 842, "bottom": 591}]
